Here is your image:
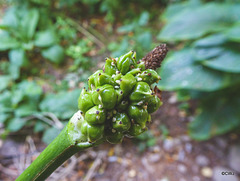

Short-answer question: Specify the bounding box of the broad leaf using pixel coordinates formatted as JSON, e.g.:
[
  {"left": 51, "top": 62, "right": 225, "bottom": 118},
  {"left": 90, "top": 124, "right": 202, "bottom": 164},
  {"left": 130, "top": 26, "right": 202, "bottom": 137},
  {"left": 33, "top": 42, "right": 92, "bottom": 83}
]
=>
[
  {"left": 9, "top": 49, "right": 28, "bottom": 67},
  {"left": 136, "top": 32, "right": 152, "bottom": 50},
  {"left": 225, "top": 23, "right": 240, "bottom": 42},
  {"left": 34, "top": 30, "right": 57, "bottom": 47},
  {"left": 40, "top": 89, "right": 80, "bottom": 119},
  {"left": 41, "top": 45, "right": 64, "bottom": 64},
  {"left": 22, "top": 9, "right": 39, "bottom": 39},
  {"left": 7, "top": 117, "right": 27, "bottom": 132},
  {"left": 0, "top": 76, "right": 12, "bottom": 92},
  {"left": 0, "top": 36, "right": 19, "bottom": 51},
  {"left": 189, "top": 91, "right": 240, "bottom": 140},
  {"left": 158, "top": 49, "right": 240, "bottom": 91},
  {"left": 158, "top": 3, "right": 240, "bottom": 41}
]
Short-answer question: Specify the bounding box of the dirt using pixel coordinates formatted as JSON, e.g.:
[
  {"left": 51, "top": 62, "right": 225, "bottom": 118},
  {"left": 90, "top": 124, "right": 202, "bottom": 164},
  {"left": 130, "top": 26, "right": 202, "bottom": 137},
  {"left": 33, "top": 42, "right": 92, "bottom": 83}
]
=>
[{"left": 0, "top": 92, "right": 239, "bottom": 181}]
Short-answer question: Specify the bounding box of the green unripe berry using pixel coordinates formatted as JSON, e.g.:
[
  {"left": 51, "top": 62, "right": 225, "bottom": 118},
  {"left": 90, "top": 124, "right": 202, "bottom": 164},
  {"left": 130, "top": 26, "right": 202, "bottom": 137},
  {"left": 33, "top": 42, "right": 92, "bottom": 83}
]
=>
[
  {"left": 115, "top": 89, "right": 124, "bottom": 104},
  {"left": 128, "top": 105, "right": 149, "bottom": 128},
  {"left": 119, "top": 73, "right": 136, "bottom": 96},
  {"left": 88, "top": 124, "right": 104, "bottom": 142},
  {"left": 117, "top": 51, "right": 136, "bottom": 75},
  {"left": 78, "top": 88, "right": 94, "bottom": 114},
  {"left": 126, "top": 68, "right": 141, "bottom": 76},
  {"left": 88, "top": 70, "right": 103, "bottom": 90},
  {"left": 127, "top": 123, "right": 147, "bottom": 137},
  {"left": 112, "top": 113, "right": 131, "bottom": 132},
  {"left": 136, "top": 61, "right": 145, "bottom": 71},
  {"left": 85, "top": 106, "right": 106, "bottom": 125},
  {"left": 92, "top": 84, "right": 117, "bottom": 110},
  {"left": 129, "top": 82, "right": 152, "bottom": 105},
  {"left": 116, "top": 99, "right": 128, "bottom": 111},
  {"left": 136, "top": 69, "right": 161, "bottom": 85},
  {"left": 95, "top": 72, "right": 115, "bottom": 87},
  {"left": 147, "top": 95, "right": 162, "bottom": 113},
  {"left": 104, "top": 58, "right": 117, "bottom": 75},
  {"left": 106, "top": 130, "right": 124, "bottom": 144}
]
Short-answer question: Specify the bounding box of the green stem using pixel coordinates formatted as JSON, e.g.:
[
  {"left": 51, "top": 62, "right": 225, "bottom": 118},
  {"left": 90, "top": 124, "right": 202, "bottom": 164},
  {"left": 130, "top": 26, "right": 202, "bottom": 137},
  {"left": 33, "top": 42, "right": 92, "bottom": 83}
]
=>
[{"left": 16, "top": 111, "right": 104, "bottom": 181}]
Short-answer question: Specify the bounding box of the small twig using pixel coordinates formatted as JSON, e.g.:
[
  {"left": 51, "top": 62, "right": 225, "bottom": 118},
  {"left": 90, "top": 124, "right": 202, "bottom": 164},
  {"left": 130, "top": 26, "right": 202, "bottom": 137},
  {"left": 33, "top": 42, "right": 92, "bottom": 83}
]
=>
[{"left": 83, "top": 151, "right": 106, "bottom": 181}]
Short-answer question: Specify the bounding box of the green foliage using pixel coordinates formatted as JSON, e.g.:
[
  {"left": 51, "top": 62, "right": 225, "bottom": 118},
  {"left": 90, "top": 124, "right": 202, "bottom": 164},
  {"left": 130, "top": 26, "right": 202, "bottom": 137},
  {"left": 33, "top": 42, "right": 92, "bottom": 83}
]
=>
[
  {"left": 109, "top": 11, "right": 153, "bottom": 58},
  {"left": 158, "top": 1, "right": 240, "bottom": 140}
]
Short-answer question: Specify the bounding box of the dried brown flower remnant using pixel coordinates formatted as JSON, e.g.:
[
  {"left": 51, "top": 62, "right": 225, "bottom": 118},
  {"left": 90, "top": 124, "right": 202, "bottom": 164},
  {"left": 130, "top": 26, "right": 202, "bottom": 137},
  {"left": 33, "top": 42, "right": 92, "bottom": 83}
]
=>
[{"left": 141, "top": 44, "right": 168, "bottom": 70}]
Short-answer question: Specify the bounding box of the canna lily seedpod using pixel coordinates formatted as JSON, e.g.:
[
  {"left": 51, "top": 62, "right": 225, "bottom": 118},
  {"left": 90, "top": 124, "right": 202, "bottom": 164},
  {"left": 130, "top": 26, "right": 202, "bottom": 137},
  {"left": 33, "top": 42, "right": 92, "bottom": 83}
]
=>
[
  {"left": 85, "top": 106, "right": 106, "bottom": 125},
  {"left": 78, "top": 88, "right": 95, "bottom": 114},
  {"left": 129, "top": 82, "right": 152, "bottom": 105},
  {"left": 147, "top": 95, "right": 162, "bottom": 114},
  {"left": 136, "top": 69, "right": 161, "bottom": 85},
  {"left": 119, "top": 73, "right": 136, "bottom": 96},
  {"left": 117, "top": 51, "right": 137, "bottom": 75},
  {"left": 88, "top": 70, "right": 103, "bottom": 90},
  {"left": 104, "top": 58, "right": 117, "bottom": 75},
  {"left": 106, "top": 130, "right": 124, "bottom": 144},
  {"left": 128, "top": 105, "right": 149, "bottom": 128},
  {"left": 127, "top": 123, "right": 147, "bottom": 137},
  {"left": 112, "top": 112, "right": 131, "bottom": 132},
  {"left": 92, "top": 84, "right": 117, "bottom": 110}
]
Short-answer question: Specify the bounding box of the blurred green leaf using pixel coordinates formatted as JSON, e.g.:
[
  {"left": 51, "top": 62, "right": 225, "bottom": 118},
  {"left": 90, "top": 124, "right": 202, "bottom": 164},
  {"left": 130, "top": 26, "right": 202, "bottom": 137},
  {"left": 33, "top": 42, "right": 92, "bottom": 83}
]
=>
[
  {"left": 189, "top": 91, "right": 240, "bottom": 140},
  {"left": 136, "top": 32, "right": 152, "bottom": 49},
  {"left": 40, "top": 89, "right": 80, "bottom": 119},
  {"left": 225, "top": 23, "right": 240, "bottom": 42},
  {"left": 138, "top": 11, "right": 149, "bottom": 26},
  {"left": 15, "top": 103, "right": 38, "bottom": 117},
  {"left": 158, "top": 49, "right": 240, "bottom": 91},
  {"left": 0, "top": 36, "right": 19, "bottom": 51},
  {"left": 9, "top": 49, "right": 28, "bottom": 67},
  {"left": 42, "top": 45, "right": 64, "bottom": 64},
  {"left": 158, "top": 3, "right": 240, "bottom": 41},
  {"left": 21, "top": 9, "right": 39, "bottom": 40},
  {"left": 0, "top": 76, "right": 12, "bottom": 92},
  {"left": 34, "top": 30, "right": 57, "bottom": 47},
  {"left": 7, "top": 117, "right": 27, "bottom": 132}
]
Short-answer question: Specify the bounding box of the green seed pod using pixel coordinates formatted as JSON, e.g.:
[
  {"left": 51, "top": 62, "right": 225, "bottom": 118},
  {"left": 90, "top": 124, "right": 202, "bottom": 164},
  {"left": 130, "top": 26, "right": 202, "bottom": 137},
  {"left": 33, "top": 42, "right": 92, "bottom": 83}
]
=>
[
  {"left": 78, "top": 88, "right": 95, "bottom": 114},
  {"left": 113, "top": 71, "right": 122, "bottom": 82},
  {"left": 104, "top": 58, "right": 117, "bottom": 75},
  {"left": 128, "top": 105, "right": 149, "bottom": 128},
  {"left": 136, "top": 61, "right": 145, "bottom": 71},
  {"left": 147, "top": 95, "right": 162, "bottom": 113},
  {"left": 127, "top": 123, "right": 147, "bottom": 137},
  {"left": 136, "top": 69, "right": 161, "bottom": 85},
  {"left": 116, "top": 99, "right": 128, "bottom": 111},
  {"left": 95, "top": 72, "right": 115, "bottom": 87},
  {"left": 129, "top": 82, "right": 152, "bottom": 105},
  {"left": 85, "top": 123, "right": 104, "bottom": 142},
  {"left": 88, "top": 70, "right": 103, "bottom": 90},
  {"left": 119, "top": 73, "right": 136, "bottom": 96},
  {"left": 92, "top": 84, "right": 117, "bottom": 110},
  {"left": 85, "top": 106, "right": 106, "bottom": 125},
  {"left": 117, "top": 51, "right": 136, "bottom": 75},
  {"left": 106, "top": 130, "right": 124, "bottom": 144},
  {"left": 112, "top": 113, "right": 131, "bottom": 132}
]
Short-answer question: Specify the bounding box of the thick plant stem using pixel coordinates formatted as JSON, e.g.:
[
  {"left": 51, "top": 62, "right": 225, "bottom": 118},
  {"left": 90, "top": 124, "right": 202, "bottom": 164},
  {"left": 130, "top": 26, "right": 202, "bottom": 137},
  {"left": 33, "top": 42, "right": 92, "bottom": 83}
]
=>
[{"left": 16, "top": 111, "right": 104, "bottom": 181}]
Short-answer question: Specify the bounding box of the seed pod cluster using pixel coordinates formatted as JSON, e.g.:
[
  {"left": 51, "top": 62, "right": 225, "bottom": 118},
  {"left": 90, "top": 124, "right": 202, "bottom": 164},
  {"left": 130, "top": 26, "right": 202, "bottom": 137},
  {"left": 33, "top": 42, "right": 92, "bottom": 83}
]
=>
[{"left": 78, "top": 51, "right": 162, "bottom": 144}]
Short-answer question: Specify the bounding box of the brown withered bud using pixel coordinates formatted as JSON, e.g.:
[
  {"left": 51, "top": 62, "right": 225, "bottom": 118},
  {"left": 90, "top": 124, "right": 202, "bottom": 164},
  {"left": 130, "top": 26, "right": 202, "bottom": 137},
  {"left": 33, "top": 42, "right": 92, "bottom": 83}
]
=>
[{"left": 141, "top": 44, "right": 168, "bottom": 70}]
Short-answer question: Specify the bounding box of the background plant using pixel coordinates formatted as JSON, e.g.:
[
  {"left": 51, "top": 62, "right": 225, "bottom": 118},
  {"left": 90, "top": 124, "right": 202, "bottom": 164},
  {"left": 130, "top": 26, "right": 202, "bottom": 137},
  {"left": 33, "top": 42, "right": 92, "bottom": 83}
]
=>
[{"left": 157, "top": 0, "right": 240, "bottom": 140}]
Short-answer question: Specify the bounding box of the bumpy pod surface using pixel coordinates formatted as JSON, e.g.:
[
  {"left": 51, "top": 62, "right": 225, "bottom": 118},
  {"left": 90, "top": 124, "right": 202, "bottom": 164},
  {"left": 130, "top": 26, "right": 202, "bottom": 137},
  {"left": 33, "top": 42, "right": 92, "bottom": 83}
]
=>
[{"left": 78, "top": 51, "right": 162, "bottom": 143}]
